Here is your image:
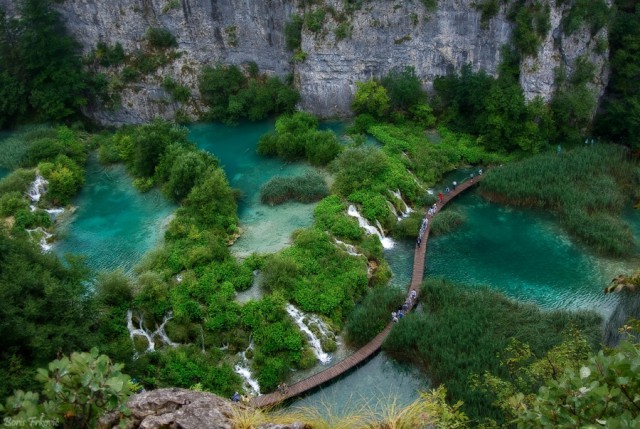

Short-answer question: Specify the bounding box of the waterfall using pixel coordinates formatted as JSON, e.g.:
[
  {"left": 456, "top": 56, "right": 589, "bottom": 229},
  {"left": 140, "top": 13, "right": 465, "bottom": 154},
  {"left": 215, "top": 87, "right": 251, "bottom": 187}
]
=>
[
  {"left": 347, "top": 205, "right": 395, "bottom": 249},
  {"left": 26, "top": 227, "right": 53, "bottom": 252},
  {"left": 234, "top": 342, "right": 261, "bottom": 395},
  {"left": 390, "top": 189, "right": 413, "bottom": 218},
  {"left": 285, "top": 304, "right": 332, "bottom": 364},
  {"left": 27, "top": 175, "right": 48, "bottom": 205},
  {"left": 334, "top": 239, "right": 363, "bottom": 257},
  {"left": 126, "top": 310, "right": 179, "bottom": 354}
]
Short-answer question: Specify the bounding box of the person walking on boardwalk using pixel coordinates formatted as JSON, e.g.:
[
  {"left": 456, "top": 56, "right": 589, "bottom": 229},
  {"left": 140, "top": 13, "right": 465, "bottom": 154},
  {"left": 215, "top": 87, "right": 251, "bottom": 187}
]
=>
[
  {"left": 452, "top": 181, "right": 457, "bottom": 190},
  {"left": 438, "top": 192, "right": 444, "bottom": 203}
]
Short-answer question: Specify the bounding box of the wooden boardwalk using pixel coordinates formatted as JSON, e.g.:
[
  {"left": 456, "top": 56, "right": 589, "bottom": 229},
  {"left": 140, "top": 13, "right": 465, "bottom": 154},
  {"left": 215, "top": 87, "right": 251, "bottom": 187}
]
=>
[{"left": 250, "top": 175, "right": 482, "bottom": 408}]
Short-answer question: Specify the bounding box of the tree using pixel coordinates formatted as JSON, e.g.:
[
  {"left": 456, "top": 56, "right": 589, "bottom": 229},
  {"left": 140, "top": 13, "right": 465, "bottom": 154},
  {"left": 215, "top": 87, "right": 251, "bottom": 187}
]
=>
[
  {"left": 351, "top": 80, "right": 390, "bottom": 118},
  {"left": 381, "top": 66, "right": 425, "bottom": 112},
  {"left": 0, "top": 0, "right": 90, "bottom": 125}
]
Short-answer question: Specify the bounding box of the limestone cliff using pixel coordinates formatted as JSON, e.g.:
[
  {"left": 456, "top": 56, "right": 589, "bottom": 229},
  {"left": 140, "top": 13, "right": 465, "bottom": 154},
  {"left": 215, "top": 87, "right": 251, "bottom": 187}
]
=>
[{"left": 0, "top": 0, "right": 609, "bottom": 124}]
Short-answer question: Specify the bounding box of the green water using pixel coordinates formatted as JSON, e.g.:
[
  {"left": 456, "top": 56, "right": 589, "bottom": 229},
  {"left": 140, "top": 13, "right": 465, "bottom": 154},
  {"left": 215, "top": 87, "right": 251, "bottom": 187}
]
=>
[
  {"left": 426, "top": 190, "right": 639, "bottom": 317},
  {"left": 54, "top": 157, "right": 175, "bottom": 273},
  {"left": 188, "top": 121, "right": 319, "bottom": 257},
  {"left": 0, "top": 167, "right": 8, "bottom": 180}
]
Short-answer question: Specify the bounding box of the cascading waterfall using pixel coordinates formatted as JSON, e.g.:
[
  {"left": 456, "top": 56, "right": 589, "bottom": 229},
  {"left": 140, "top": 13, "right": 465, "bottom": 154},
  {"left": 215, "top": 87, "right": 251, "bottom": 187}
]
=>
[
  {"left": 347, "top": 205, "right": 394, "bottom": 249},
  {"left": 389, "top": 189, "right": 413, "bottom": 219},
  {"left": 24, "top": 175, "right": 65, "bottom": 251},
  {"left": 285, "top": 304, "right": 332, "bottom": 364},
  {"left": 27, "top": 175, "right": 48, "bottom": 208},
  {"left": 126, "top": 310, "right": 179, "bottom": 354},
  {"left": 334, "top": 238, "right": 363, "bottom": 257},
  {"left": 234, "top": 342, "right": 261, "bottom": 395},
  {"left": 26, "top": 227, "right": 53, "bottom": 252}
]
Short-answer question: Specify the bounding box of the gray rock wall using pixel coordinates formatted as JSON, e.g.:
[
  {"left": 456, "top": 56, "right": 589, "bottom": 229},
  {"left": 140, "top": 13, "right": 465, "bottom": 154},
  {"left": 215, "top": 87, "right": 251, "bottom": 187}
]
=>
[{"left": 0, "top": 0, "right": 610, "bottom": 124}]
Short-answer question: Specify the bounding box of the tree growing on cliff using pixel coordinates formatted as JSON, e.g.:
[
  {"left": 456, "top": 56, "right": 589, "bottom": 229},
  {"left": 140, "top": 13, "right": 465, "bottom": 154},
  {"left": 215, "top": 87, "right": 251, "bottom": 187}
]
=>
[{"left": 0, "top": 0, "right": 90, "bottom": 126}]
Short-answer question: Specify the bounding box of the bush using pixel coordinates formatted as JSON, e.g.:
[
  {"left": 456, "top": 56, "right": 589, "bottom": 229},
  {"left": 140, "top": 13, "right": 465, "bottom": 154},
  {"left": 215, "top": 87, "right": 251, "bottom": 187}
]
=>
[
  {"left": 0, "top": 192, "right": 29, "bottom": 217},
  {"left": 146, "top": 27, "right": 178, "bottom": 48},
  {"left": 285, "top": 14, "right": 303, "bottom": 51},
  {"left": 260, "top": 171, "right": 328, "bottom": 205},
  {"left": 162, "top": 76, "right": 191, "bottom": 103},
  {"left": 0, "top": 169, "right": 36, "bottom": 197},
  {"left": 1, "top": 348, "right": 131, "bottom": 428}
]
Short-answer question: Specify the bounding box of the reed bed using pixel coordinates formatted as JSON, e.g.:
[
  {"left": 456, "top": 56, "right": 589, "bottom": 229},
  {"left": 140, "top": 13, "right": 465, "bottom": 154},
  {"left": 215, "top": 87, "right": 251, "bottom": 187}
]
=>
[
  {"left": 480, "top": 144, "right": 639, "bottom": 256},
  {"left": 260, "top": 171, "right": 328, "bottom": 205},
  {"left": 383, "top": 278, "right": 602, "bottom": 424},
  {"left": 429, "top": 209, "right": 466, "bottom": 236}
]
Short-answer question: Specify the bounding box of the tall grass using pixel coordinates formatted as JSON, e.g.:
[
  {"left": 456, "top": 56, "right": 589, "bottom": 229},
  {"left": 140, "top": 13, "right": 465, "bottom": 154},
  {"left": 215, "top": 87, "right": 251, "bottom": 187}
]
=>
[
  {"left": 430, "top": 209, "right": 466, "bottom": 236},
  {"left": 480, "top": 144, "right": 639, "bottom": 256},
  {"left": 345, "top": 285, "right": 405, "bottom": 347},
  {"left": 383, "top": 278, "right": 602, "bottom": 424},
  {"left": 260, "top": 170, "right": 328, "bottom": 205},
  {"left": 0, "top": 125, "right": 55, "bottom": 171}
]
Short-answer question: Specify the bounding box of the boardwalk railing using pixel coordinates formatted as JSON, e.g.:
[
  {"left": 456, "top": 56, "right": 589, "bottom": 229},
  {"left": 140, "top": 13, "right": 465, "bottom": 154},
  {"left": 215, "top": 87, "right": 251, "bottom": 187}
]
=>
[{"left": 249, "top": 175, "right": 482, "bottom": 408}]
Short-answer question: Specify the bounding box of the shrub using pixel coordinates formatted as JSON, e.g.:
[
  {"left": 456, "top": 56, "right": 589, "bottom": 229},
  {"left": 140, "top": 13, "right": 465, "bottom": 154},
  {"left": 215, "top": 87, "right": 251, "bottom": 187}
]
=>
[
  {"left": 146, "top": 27, "right": 178, "bottom": 48},
  {"left": 162, "top": 76, "right": 191, "bottom": 103},
  {"left": 285, "top": 14, "right": 303, "bottom": 51},
  {"left": 1, "top": 348, "right": 131, "bottom": 429}
]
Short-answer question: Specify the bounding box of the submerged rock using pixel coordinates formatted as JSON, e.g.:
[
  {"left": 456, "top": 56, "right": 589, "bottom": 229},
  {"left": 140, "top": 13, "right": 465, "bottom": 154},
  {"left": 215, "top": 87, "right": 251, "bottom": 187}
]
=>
[{"left": 99, "top": 388, "right": 307, "bottom": 429}]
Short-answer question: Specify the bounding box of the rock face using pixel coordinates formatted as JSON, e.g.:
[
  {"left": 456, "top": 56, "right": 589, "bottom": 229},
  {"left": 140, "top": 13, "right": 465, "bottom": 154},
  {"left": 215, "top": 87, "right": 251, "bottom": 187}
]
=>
[
  {"left": 0, "top": 0, "right": 609, "bottom": 124},
  {"left": 98, "top": 388, "right": 307, "bottom": 429}
]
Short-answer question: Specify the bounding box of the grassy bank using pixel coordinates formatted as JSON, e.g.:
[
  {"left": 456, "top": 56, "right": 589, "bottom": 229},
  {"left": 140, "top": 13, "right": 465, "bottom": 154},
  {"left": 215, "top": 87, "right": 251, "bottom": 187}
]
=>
[
  {"left": 383, "top": 278, "right": 602, "bottom": 424},
  {"left": 480, "top": 144, "right": 640, "bottom": 256}
]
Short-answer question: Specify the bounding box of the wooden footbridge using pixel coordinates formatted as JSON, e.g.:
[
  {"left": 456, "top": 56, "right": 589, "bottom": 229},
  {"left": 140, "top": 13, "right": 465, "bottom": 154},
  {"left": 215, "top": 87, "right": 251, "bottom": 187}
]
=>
[{"left": 249, "top": 175, "right": 482, "bottom": 408}]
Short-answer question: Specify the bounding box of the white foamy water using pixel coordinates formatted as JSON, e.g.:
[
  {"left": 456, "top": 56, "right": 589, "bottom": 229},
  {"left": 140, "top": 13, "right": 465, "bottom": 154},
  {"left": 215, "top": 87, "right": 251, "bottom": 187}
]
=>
[
  {"left": 127, "top": 310, "right": 179, "bottom": 354},
  {"left": 27, "top": 174, "right": 47, "bottom": 204},
  {"left": 347, "top": 205, "right": 394, "bottom": 249},
  {"left": 26, "top": 227, "right": 53, "bottom": 252},
  {"left": 334, "top": 239, "right": 363, "bottom": 257},
  {"left": 234, "top": 342, "right": 261, "bottom": 395},
  {"left": 286, "top": 304, "right": 332, "bottom": 364},
  {"left": 390, "top": 189, "right": 413, "bottom": 219}
]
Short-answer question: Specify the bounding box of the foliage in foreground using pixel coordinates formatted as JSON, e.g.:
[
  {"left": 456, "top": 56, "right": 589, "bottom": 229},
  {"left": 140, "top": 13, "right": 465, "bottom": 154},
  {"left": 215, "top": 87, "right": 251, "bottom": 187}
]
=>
[
  {"left": 513, "top": 328, "right": 640, "bottom": 428},
  {"left": 480, "top": 144, "right": 640, "bottom": 256},
  {"left": 383, "top": 278, "right": 602, "bottom": 424},
  {"left": 1, "top": 348, "right": 131, "bottom": 429}
]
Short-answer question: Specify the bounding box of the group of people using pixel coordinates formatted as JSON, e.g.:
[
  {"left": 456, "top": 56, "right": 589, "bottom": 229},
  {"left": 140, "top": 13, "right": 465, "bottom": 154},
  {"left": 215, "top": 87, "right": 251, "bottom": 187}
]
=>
[
  {"left": 416, "top": 215, "right": 429, "bottom": 247},
  {"left": 391, "top": 289, "right": 418, "bottom": 322}
]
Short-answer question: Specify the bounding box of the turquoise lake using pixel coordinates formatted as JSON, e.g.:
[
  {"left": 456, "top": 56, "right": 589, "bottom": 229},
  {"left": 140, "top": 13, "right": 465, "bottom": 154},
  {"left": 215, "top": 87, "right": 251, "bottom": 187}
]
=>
[
  {"left": 188, "top": 121, "right": 319, "bottom": 257},
  {"left": 51, "top": 121, "right": 639, "bottom": 415},
  {"left": 54, "top": 157, "right": 175, "bottom": 274}
]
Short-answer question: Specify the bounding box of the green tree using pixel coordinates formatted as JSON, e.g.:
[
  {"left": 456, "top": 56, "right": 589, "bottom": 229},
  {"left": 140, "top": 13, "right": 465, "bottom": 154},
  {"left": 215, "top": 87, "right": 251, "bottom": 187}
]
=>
[
  {"left": 351, "top": 80, "right": 390, "bottom": 118},
  {"left": 0, "top": 229, "right": 94, "bottom": 399},
  {"left": 381, "top": 66, "right": 426, "bottom": 112},
  {"left": 4, "top": 0, "right": 89, "bottom": 124}
]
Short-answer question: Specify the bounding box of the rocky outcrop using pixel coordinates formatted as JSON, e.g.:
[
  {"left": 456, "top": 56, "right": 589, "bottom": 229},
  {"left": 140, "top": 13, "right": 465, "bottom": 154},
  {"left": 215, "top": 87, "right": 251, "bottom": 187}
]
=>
[
  {"left": 98, "top": 388, "right": 307, "bottom": 429},
  {"left": 0, "top": 0, "right": 610, "bottom": 124}
]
